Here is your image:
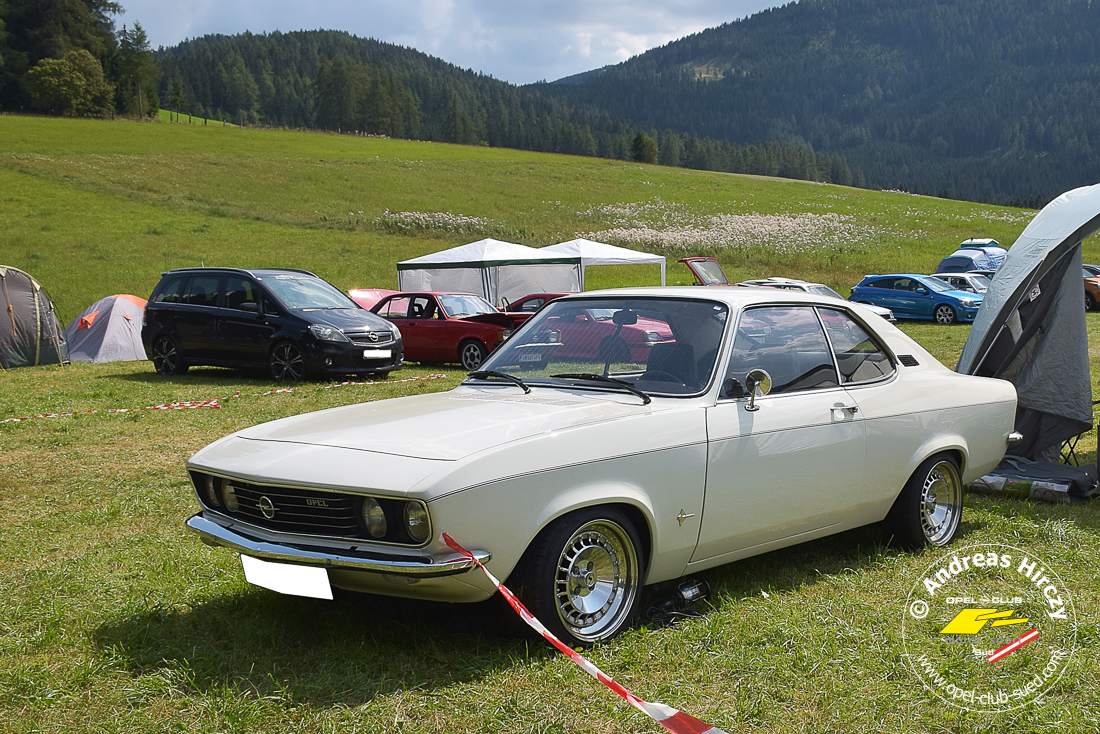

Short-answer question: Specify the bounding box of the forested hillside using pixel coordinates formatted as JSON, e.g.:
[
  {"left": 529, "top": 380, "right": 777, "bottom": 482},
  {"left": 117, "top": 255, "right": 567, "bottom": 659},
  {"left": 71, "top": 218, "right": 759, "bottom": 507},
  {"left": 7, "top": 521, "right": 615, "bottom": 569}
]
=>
[
  {"left": 539, "top": 0, "right": 1100, "bottom": 206},
  {"left": 153, "top": 30, "right": 858, "bottom": 186}
]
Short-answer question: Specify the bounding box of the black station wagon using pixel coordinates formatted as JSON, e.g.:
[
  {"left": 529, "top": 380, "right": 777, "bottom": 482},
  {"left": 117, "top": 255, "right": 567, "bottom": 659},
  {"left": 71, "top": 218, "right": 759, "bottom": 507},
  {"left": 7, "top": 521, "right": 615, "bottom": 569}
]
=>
[{"left": 142, "top": 267, "right": 403, "bottom": 381}]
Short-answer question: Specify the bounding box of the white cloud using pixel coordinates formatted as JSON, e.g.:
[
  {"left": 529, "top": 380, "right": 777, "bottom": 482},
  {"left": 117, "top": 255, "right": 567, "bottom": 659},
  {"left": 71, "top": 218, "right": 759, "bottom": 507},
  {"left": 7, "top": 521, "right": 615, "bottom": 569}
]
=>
[{"left": 119, "top": 0, "right": 783, "bottom": 83}]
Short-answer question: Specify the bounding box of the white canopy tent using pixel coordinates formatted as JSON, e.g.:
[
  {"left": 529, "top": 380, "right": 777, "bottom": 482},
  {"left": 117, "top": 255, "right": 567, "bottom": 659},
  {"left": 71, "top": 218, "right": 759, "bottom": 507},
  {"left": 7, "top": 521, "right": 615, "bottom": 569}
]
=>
[
  {"left": 542, "top": 238, "right": 666, "bottom": 288},
  {"left": 397, "top": 238, "right": 581, "bottom": 307}
]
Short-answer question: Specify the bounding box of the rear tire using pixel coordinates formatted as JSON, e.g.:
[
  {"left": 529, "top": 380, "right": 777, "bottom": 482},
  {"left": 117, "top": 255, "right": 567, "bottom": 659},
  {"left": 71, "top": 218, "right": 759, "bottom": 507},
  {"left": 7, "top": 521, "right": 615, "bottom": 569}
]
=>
[
  {"left": 151, "top": 335, "right": 188, "bottom": 375},
  {"left": 514, "top": 507, "right": 643, "bottom": 648},
  {"left": 934, "top": 304, "right": 957, "bottom": 325},
  {"left": 882, "top": 453, "right": 963, "bottom": 549},
  {"left": 1086, "top": 293, "right": 1095, "bottom": 312}
]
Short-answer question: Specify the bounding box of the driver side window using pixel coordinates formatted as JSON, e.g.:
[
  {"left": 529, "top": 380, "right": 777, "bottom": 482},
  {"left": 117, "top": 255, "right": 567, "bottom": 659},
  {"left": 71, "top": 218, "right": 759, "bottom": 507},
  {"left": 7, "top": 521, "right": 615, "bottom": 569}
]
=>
[{"left": 722, "top": 306, "right": 839, "bottom": 398}]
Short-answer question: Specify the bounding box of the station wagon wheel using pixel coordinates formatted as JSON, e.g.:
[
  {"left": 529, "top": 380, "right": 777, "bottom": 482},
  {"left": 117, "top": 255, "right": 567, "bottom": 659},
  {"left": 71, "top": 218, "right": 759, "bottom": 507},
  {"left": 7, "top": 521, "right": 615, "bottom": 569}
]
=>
[
  {"left": 883, "top": 453, "right": 963, "bottom": 549},
  {"left": 152, "top": 335, "right": 188, "bottom": 375},
  {"left": 934, "top": 304, "right": 957, "bottom": 325},
  {"left": 459, "top": 339, "right": 487, "bottom": 371},
  {"left": 516, "top": 507, "right": 643, "bottom": 647},
  {"left": 270, "top": 341, "right": 306, "bottom": 381}
]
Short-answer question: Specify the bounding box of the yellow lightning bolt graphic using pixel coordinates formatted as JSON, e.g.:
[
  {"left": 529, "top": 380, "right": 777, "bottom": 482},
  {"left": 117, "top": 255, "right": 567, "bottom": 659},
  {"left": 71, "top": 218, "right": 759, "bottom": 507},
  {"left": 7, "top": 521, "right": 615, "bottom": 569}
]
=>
[{"left": 939, "top": 608, "right": 1030, "bottom": 635}]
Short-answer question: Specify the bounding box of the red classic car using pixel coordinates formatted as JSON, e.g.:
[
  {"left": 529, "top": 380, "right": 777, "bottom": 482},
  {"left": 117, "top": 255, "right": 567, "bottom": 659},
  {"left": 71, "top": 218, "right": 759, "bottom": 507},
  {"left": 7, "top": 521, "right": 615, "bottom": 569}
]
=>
[
  {"left": 348, "top": 288, "right": 398, "bottom": 310},
  {"left": 504, "top": 292, "right": 574, "bottom": 314},
  {"left": 518, "top": 302, "right": 676, "bottom": 366},
  {"left": 371, "top": 292, "right": 523, "bottom": 370}
]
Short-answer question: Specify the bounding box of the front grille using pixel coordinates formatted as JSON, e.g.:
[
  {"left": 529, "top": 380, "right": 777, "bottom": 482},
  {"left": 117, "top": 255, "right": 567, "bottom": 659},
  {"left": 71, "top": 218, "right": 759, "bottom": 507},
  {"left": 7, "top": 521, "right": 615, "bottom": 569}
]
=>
[
  {"left": 225, "top": 480, "right": 360, "bottom": 536},
  {"left": 189, "top": 471, "right": 426, "bottom": 545},
  {"left": 344, "top": 329, "right": 394, "bottom": 347}
]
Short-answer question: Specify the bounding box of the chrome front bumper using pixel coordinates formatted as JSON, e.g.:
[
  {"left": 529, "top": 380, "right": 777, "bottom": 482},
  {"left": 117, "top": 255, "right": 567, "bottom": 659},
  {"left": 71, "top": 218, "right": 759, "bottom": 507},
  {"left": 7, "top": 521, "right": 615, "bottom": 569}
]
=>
[{"left": 186, "top": 513, "right": 490, "bottom": 578}]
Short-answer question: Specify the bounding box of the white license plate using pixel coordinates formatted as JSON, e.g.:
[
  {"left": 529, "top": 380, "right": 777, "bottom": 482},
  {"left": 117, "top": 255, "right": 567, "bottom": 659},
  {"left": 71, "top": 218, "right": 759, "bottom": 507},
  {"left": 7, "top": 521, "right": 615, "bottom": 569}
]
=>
[
  {"left": 519, "top": 353, "right": 542, "bottom": 363},
  {"left": 240, "top": 555, "right": 333, "bottom": 599},
  {"left": 362, "top": 349, "right": 392, "bottom": 359}
]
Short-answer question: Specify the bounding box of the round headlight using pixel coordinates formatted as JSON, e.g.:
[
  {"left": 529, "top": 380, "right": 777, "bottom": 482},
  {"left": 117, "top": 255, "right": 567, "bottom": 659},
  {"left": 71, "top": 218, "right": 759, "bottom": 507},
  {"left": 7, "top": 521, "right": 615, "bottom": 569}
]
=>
[
  {"left": 222, "top": 483, "right": 239, "bottom": 512},
  {"left": 361, "top": 497, "right": 388, "bottom": 539},
  {"left": 403, "top": 501, "right": 430, "bottom": 543},
  {"left": 204, "top": 475, "right": 221, "bottom": 507}
]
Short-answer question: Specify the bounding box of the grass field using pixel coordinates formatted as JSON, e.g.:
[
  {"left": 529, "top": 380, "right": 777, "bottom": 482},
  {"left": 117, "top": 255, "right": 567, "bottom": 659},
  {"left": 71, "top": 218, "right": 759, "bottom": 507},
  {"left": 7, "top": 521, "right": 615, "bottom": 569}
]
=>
[{"left": 2, "top": 115, "right": 1099, "bottom": 733}]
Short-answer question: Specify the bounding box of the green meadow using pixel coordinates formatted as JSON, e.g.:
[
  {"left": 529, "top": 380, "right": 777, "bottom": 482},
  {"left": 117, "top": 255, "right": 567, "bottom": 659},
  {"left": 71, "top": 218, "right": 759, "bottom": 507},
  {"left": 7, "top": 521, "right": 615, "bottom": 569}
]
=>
[{"left": 1, "top": 114, "right": 1098, "bottom": 733}]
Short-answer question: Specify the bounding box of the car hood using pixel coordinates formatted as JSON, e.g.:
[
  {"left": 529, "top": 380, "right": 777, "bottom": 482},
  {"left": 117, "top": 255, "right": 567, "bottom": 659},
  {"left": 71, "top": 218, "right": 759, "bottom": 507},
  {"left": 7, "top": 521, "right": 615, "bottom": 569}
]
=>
[
  {"left": 299, "top": 307, "right": 391, "bottom": 330},
  {"left": 461, "top": 312, "right": 525, "bottom": 328},
  {"left": 943, "top": 289, "right": 982, "bottom": 301},
  {"left": 232, "top": 387, "right": 650, "bottom": 461}
]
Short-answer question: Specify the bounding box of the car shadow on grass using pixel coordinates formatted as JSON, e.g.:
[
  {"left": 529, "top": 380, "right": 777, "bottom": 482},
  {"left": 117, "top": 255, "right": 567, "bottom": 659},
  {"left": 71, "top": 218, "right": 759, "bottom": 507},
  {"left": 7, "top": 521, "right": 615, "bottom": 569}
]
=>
[
  {"left": 91, "top": 585, "right": 548, "bottom": 706},
  {"left": 103, "top": 366, "right": 274, "bottom": 386}
]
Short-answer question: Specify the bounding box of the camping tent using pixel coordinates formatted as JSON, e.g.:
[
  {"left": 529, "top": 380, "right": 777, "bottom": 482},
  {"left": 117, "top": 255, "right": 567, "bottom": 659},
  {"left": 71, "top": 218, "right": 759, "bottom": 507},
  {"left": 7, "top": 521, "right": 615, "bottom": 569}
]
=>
[
  {"left": 64, "top": 294, "right": 148, "bottom": 363},
  {"left": 397, "top": 238, "right": 581, "bottom": 307},
  {"left": 957, "top": 183, "right": 1100, "bottom": 461},
  {"left": 541, "top": 238, "right": 666, "bottom": 288},
  {"left": 0, "top": 265, "right": 69, "bottom": 369}
]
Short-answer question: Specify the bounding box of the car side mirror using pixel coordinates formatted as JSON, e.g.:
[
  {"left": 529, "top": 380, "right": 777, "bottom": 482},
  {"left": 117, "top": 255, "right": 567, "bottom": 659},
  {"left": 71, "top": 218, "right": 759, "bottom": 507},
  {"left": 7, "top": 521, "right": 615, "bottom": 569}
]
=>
[
  {"left": 240, "top": 301, "right": 260, "bottom": 313},
  {"left": 915, "top": 288, "right": 928, "bottom": 295},
  {"left": 745, "top": 368, "right": 772, "bottom": 412}
]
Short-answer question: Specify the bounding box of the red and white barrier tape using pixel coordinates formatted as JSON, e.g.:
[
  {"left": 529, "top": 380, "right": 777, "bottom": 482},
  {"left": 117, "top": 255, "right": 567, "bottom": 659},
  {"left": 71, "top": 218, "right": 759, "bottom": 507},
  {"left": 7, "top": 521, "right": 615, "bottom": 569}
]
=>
[
  {"left": 1, "top": 373, "right": 448, "bottom": 424},
  {"left": 442, "top": 533, "right": 729, "bottom": 734}
]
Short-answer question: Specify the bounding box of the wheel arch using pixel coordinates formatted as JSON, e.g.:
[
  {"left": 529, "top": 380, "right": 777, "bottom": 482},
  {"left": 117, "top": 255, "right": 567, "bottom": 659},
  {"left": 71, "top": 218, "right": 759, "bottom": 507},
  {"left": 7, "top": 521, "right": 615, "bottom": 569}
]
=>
[
  {"left": 509, "top": 486, "right": 656, "bottom": 584},
  {"left": 904, "top": 440, "right": 968, "bottom": 491},
  {"left": 935, "top": 302, "right": 960, "bottom": 318}
]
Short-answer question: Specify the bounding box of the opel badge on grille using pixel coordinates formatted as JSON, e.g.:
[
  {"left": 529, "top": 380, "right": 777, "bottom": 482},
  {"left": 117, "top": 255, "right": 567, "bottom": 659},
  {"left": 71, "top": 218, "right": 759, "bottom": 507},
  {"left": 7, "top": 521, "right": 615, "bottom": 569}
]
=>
[
  {"left": 258, "top": 496, "right": 276, "bottom": 519},
  {"left": 368, "top": 331, "right": 379, "bottom": 342}
]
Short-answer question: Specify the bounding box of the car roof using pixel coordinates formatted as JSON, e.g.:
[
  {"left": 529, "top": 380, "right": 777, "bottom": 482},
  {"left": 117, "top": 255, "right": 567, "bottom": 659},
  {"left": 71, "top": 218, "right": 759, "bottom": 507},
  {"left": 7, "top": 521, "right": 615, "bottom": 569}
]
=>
[
  {"left": 563, "top": 286, "right": 852, "bottom": 309},
  {"left": 160, "top": 267, "right": 318, "bottom": 278}
]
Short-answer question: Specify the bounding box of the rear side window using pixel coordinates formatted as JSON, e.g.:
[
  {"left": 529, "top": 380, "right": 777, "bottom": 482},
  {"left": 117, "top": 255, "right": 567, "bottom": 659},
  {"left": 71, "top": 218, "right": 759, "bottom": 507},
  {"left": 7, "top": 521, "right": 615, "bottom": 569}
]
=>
[
  {"left": 184, "top": 276, "right": 220, "bottom": 307},
  {"left": 819, "top": 308, "right": 894, "bottom": 384},
  {"left": 154, "top": 277, "right": 186, "bottom": 304},
  {"left": 377, "top": 297, "right": 411, "bottom": 319},
  {"left": 518, "top": 298, "right": 544, "bottom": 312}
]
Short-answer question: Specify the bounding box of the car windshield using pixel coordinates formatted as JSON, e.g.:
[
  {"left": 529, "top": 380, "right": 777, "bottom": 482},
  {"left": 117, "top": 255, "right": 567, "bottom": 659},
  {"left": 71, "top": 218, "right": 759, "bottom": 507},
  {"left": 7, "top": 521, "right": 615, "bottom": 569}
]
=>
[
  {"left": 437, "top": 294, "right": 497, "bottom": 317},
  {"left": 807, "top": 284, "right": 845, "bottom": 299},
  {"left": 259, "top": 273, "right": 357, "bottom": 310},
  {"left": 477, "top": 297, "right": 729, "bottom": 396},
  {"left": 687, "top": 260, "right": 729, "bottom": 285},
  {"left": 916, "top": 276, "right": 953, "bottom": 293},
  {"left": 971, "top": 274, "right": 992, "bottom": 288}
]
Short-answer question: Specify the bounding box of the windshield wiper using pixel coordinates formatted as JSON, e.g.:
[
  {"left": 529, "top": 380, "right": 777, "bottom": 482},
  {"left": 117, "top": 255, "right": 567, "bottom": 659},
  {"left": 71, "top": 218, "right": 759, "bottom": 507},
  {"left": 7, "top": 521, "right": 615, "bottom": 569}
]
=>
[
  {"left": 550, "top": 373, "right": 651, "bottom": 405},
  {"left": 465, "top": 370, "right": 531, "bottom": 393}
]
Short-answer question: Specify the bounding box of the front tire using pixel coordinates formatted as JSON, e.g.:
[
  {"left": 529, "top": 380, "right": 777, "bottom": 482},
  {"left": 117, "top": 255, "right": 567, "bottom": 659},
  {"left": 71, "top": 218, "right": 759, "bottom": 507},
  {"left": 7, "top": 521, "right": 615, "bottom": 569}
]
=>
[
  {"left": 883, "top": 453, "right": 963, "bottom": 549},
  {"left": 515, "top": 507, "right": 643, "bottom": 647},
  {"left": 270, "top": 341, "right": 306, "bottom": 381},
  {"left": 934, "top": 304, "right": 957, "bottom": 325},
  {"left": 1086, "top": 293, "right": 1095, "bottom": 312},
  {"left": 459, "top": 339, "right": 487, "bottom": 370},
  {"left": 151, "top": 335, "right": 188, "bottom": 375}
]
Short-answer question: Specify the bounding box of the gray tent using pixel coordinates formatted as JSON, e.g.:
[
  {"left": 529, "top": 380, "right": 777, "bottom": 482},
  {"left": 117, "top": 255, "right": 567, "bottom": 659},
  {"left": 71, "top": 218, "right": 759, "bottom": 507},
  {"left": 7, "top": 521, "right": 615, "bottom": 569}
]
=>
[
  {"left": 957, "top": 184, "right": 1100, "bottom": 461},
  {"left": 64, "top": 294, "right": 148, "bottom": 363},
  {"left": 0, "top": 265, "right": 69, "bottom": 369}
]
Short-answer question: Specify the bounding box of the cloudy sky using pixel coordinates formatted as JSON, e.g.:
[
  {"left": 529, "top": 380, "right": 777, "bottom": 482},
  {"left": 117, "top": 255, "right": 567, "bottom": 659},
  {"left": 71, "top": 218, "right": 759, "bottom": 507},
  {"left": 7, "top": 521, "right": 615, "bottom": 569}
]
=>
[{"left": 117, "top": 1, "right": 785, "bottom": 85}]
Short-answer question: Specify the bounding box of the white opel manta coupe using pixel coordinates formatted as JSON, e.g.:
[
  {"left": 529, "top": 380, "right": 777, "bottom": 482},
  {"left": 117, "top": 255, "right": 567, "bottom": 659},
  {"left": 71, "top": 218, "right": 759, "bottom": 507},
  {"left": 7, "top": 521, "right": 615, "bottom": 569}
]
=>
[{"left": 185, "top": 287, "right": 1018, "bottom": 646}]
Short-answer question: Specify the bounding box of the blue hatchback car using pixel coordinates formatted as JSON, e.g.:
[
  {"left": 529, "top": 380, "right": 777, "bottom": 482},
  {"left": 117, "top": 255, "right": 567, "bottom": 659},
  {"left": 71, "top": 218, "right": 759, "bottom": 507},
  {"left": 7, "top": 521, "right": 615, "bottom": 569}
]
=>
[{"left": 848, "top": 274, "right": 982, "bottom": 324}]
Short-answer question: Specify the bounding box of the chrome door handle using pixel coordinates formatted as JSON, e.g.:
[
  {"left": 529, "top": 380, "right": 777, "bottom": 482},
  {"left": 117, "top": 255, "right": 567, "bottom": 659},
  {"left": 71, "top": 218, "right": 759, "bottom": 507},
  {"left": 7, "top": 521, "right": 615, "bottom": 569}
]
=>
[{"left": 832, "top": 403, "right": 859, "bottom": 416}]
